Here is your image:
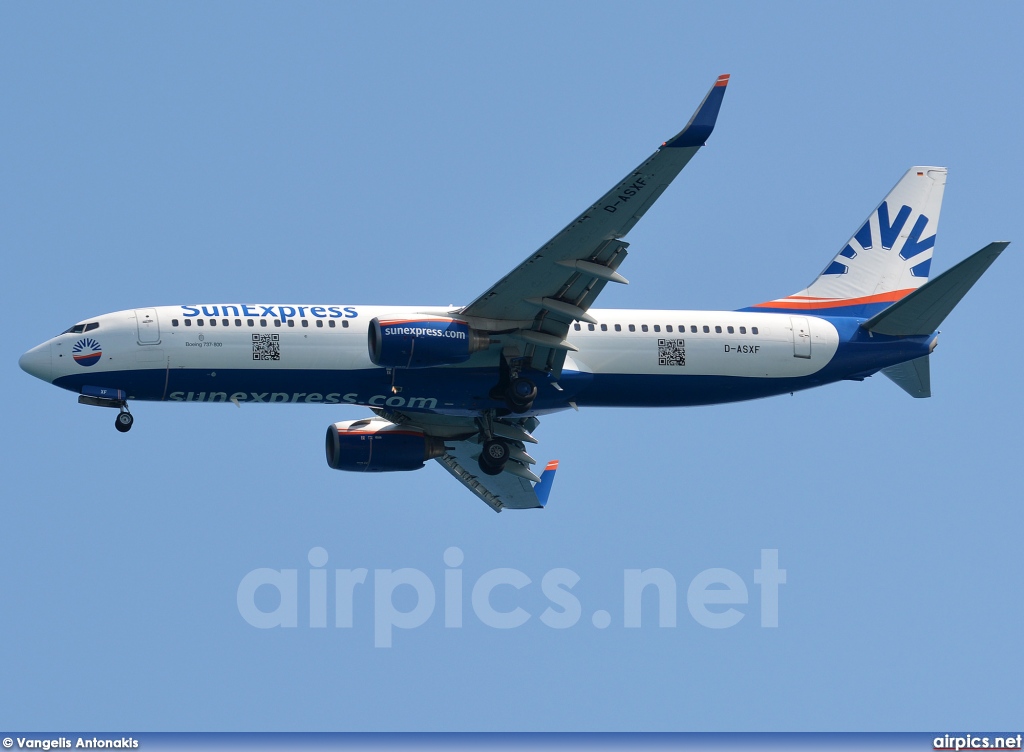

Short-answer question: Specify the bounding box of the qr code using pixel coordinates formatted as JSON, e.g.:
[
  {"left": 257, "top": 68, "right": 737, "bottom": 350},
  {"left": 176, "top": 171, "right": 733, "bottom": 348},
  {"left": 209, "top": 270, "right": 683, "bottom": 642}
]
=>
[
  {"left": 658, "top": 338, "right": 686, "bottom": 366},
  {"left": 252, "top": 333, "right": 281, "bottom": 361}
]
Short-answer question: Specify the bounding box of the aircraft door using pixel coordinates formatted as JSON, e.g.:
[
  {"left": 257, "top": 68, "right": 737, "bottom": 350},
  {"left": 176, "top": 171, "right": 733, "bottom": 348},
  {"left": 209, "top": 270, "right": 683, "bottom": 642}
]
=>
[
  {"left": 136, "top": 308, "right": 161, "bottom": 344},
  {"left": 791, "top": 316, "right": 811, "bottom": 359}
]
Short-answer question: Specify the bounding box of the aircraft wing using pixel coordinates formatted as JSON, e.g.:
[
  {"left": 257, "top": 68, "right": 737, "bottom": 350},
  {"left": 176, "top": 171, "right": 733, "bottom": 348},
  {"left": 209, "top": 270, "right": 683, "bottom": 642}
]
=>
[
  {"left": 436, "top": 445, "right": 558, "bottom": 513},
  {"left": 374, "top": 409, "right": 558, "bottom": 512},
  {"left": 459, "top": 74, "right": 729, "bottom": 375}
]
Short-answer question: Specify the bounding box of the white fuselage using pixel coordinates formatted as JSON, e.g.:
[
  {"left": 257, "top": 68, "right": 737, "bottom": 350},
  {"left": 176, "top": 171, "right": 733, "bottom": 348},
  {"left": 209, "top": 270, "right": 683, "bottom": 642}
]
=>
[{"left": 24, "top": 304, "right": 844, "bottom": 415}]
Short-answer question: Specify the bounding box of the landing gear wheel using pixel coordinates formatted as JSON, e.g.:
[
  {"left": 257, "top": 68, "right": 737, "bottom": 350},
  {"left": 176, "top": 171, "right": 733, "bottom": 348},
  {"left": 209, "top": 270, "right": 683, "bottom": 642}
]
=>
[
  {"left": 505, "top": 377, "right": 537, "bottom": 414},
  {"left": 115, "top": 411, "right": 134, "bottom": 433},
  {"left": 478, "top": 438, "right": 509, "bottom": 476}
]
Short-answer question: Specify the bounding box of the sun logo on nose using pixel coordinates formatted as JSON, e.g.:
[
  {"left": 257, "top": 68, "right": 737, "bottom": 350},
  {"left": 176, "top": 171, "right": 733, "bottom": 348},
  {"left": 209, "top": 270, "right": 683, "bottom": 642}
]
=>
[{"left": 72, "top": 337, "right": 102, "bottom": 367}]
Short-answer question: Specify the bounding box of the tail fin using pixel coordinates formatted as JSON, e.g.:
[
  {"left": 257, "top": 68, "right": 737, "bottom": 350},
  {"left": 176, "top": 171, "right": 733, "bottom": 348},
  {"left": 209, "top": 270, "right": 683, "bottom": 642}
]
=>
[
  {"left": 749, "top": 167, "right": 947, "bottom": 317},
  {"left": 863, "top": 242, "right": 1008, "bottom": 336}
]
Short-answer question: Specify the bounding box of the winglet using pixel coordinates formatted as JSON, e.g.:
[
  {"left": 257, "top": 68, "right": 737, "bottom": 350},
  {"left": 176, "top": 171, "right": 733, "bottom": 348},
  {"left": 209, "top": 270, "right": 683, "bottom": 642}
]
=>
[
  {"left": 533, "top": 460, "right": 559, "bottom": 507},
  {"left": 664, "top": 74, "right": 730, "bottom": 148}
]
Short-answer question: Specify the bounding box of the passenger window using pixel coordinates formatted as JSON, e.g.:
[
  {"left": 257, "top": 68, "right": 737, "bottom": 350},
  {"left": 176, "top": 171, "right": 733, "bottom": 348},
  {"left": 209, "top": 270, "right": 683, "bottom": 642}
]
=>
[
  {"left": 172, "top": 319, "right": 179, "bottom": 327},
  {"left": 247, "top": 319, "right": 254, "bottom": 327},
  {"left": 329, "top": 320, "right": 336, "bottom": 328},
  {"left": 702, "top": 325, "right": 709, "bottom": 333},
  {"left": 574, "top": 323, "right": 581, "bottom": 331},
  {"left": 614, "top": 324, "right": 621, "bottom": 332},
  {"left": 260, "top": 319, "right": 268, "bottom": 327},
  {"left": 342, "top": 320, "right": 349, "bottom": 328},
  {"left": 641, "top": 325, "right": 648, "bottom": 332},
  {"left": 235, "top": 319, "right": 241, "bottom": 326},
  {"left": 316, "top": 320, "right": 324, "bottom": 328},
  {"left": 185, "top": 319, "right": 192, "bottom": 327},
  {"left": 600, "top": 324, "right": 607, "bottom": 331},
  {"left": 222, "top": 319, "right": 229, "bottom": 326},
  {"left": 628, "top": 324, "right": 636, "bottom": 332},
  {"left": 653, "top": 325, "right": 660, "bottom": 332},
  {"left": 666, "top": 325, "right": 673, "bottom": 333},
  {"left": 752, "top": 327, "right": 759, "bottom": 335},
  {"left": 197, "top": 319, "right": 204, "bottom": 327},
  {"left": 588, "top": 324, "right": 595, "bottom": 331},
  {"left": 727, "top": 326, "right": 734, "bottom": 334},
  {"left": 287, "top": 320, "right": 295, "bottom": 327},
  {"left": 302, "top": 320, "right": 309, "bottom": 328},
  {"left": 274, "top": 320, "right": 282, "bottom": 327},
  {"left": 209, "top": 319, "right": 216, "bottom": 326},
  {"left": 691, "top": 325, "right": 697, "bottom": 333},
  {"left": 739, "top": 326, "right": 746, "bottom": 334},
  {"left": 715, "top": 326, "right": 722, "bottom": 333}
]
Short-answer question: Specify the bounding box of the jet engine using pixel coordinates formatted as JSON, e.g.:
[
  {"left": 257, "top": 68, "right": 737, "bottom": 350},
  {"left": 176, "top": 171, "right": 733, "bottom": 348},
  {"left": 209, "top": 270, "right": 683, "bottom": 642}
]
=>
[
  {"left": 325, "top": 417, "right": 446, "bottom": 472},
  {"left": 368, "top": 316, "right": 490, "bottom": 368}
]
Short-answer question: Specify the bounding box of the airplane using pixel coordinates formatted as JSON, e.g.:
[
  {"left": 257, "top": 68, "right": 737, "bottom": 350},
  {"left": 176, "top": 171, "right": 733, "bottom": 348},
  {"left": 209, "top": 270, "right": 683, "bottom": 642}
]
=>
[{"left": 19, "top": 74, "right": 1010, "bottom": 512}]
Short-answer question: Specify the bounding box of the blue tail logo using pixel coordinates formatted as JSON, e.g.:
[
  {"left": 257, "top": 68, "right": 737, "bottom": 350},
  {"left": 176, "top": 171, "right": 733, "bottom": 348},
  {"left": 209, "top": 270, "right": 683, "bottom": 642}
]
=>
[{"left": 822, "top": 201, "right": 935, "bottom": 278}]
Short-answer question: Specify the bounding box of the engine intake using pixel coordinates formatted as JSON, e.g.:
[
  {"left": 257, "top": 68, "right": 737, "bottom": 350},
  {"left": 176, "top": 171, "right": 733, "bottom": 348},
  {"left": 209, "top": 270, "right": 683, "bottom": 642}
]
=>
[
  {"left": 325, "top": 418, "right": 446, "bottom": 472},
  {"left": 368, "top": 316, "right": 489, "bottom": 368}
]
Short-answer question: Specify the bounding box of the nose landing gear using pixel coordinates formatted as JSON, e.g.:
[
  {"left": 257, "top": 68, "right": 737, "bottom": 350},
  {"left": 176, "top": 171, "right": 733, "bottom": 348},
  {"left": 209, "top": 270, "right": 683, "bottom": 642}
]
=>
[
  {"left": 114, "top": 406, "right": 134, "bottom": 433},
  {"left": 78, "top": 391, "right": 135, "bottom": 432}
]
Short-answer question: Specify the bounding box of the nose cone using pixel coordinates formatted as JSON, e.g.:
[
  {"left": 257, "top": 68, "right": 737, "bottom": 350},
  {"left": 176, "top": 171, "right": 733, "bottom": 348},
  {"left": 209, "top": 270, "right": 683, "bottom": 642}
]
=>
[{"left": 19, "top": 341, "right": 52, "bottom": 382}]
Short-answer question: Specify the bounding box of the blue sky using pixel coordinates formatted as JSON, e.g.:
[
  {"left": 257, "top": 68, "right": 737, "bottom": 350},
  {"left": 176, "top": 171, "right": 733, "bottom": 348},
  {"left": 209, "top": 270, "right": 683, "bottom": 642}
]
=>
[{"left": 2, "top": 1, "right": 1022, "bottom": 732}]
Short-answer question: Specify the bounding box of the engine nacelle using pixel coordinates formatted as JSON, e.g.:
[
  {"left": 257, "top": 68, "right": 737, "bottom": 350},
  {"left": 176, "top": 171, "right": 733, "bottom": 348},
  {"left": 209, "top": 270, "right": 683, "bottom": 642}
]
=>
[
  {"left": 325, "top": 418, "right": 446, "bottom": 472},
  {"left": 368, "top": 316, "right": 489, "bottom": 368}
]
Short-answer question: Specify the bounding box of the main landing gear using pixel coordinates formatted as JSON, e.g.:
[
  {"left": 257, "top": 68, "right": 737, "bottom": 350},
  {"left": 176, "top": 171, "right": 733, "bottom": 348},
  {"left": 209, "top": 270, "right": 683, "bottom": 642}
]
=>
[
  {"left": 473, "top": 411, "right": 540, "bottom": 478},
  {"left": 505, "top": 377, "right": 537, "bottom": 414},
  {"left": 491, "top": 353, "right": 538, "bottom": 414},
  {"left": 477, "top": 437, "right": 510, "bottom": 476}
]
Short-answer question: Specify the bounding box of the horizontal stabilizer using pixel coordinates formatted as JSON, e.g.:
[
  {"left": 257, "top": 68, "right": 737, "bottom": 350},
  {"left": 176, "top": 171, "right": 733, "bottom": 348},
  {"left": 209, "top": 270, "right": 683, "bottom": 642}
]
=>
[
  {"left": 863, "top": 242, "right": 1009, "bottom": 336},
  {"left": 882, "top": 356, "right": 931, "bottom": 398}
]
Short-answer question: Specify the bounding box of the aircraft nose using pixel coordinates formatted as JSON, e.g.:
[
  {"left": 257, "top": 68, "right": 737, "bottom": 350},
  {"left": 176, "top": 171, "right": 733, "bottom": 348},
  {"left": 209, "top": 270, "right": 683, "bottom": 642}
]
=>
[{"left": 19, "top": 341, "right": 52, "bottom": 382}]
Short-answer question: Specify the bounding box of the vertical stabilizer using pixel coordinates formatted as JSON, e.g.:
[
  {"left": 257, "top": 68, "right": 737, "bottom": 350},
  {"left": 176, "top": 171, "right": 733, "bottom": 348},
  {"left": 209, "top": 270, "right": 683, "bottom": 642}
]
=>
[{"left": 750, "top": 167, "right": 946, "bottom": 317}]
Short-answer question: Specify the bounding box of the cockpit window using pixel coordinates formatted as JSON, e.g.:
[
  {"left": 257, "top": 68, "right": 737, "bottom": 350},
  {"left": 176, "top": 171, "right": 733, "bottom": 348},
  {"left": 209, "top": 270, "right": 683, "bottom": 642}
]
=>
[{"left": 62, "top": 322, "right": 99, "bottom": 335}]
